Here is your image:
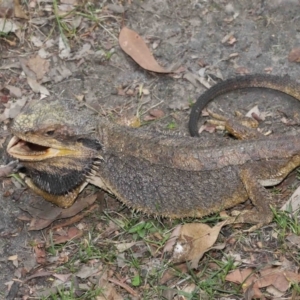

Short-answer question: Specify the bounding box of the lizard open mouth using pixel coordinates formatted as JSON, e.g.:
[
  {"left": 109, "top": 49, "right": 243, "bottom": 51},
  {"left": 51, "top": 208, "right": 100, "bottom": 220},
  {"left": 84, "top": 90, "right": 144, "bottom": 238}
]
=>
[{"left": 7, "top": 136, "right": 60, "bottom": 161}]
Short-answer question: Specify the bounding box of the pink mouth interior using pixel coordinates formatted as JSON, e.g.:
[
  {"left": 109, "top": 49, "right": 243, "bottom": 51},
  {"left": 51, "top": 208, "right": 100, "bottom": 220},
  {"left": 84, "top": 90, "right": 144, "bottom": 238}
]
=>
[
  {"left": 9, "top": 137, "right": 49, "bottom": 155},
  {"left": 21, "top": 140, "right": 48, "bottom": 152}
]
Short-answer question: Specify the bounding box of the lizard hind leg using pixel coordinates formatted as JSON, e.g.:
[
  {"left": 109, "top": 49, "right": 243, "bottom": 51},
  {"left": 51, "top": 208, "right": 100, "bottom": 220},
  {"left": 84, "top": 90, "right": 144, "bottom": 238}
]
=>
[
  {"left": 234, "top": 167, "right": 274, "bottom": 228},
  {"left": 236, "top": 155, "right": 300, "bottom": 230}
]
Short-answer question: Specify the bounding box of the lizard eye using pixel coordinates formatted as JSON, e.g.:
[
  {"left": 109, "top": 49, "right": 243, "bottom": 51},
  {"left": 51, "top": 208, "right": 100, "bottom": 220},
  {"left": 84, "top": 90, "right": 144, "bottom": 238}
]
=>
[{"left": 45, "top": 130, "right": 55, "bottom": 136}]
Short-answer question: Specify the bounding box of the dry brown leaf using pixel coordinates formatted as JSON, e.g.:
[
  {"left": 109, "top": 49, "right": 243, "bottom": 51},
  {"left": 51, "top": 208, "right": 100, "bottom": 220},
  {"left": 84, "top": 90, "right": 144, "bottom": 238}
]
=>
[
  {"left": 27, "top": 55, "right": 50, "bottom": 81},
  {"left": 3, "top": 37, "right": 16, "bottom": 45},
  {"left": 281, "top": 185, "right": 300, "bottom": 214},
  {"left": 52, "top": 273, "right": 72, "bottom": 282},
  {"left": 22, "top": 201, "right": 62, "bottom": 220},
  {"left": 257, "top": 267, "right": 300, "bottom": 292},
  {"left": 144, "top": 108, "right": 165, "bottom": 121},
  {"left": 235, "top": 67, "right": 249, "bottom": 75},
  {"left": 76, "top": 265, "right": 99, "bottom": 279},
  {"left": 24, "top": 194, "right": 98, "bottom": 230},
  {"left": 221, "top": 31, "right": 234, "bottom": 44},
  {"left": 245, "top": 105, "right": 262, "bottom": 120},
  {"left": 183, "top": 72, "right": 212, "bottom": 89},
  {"left": 0, "top": 61, "right": 21, "bottom": 71},
  {"left": 8, "top": 255, "right": 18, "bottom": 261},
  {"left": 244, "top": 282, "right": 263, "bottom": 300},
  {"left": 160, "top": 263, "right": 188, "bottom": 284},
  {"left": 20, "top": 58, "right": 37, "bottom": 78},
  {"left": 0, "top": 161, "right": 18, "bottom": 178},
  {"left": 61, "top": 0, "right": 78, "bottom": 4},
  {"left": 9, "top": 97, "right": 27, "bottom": 117},
  {"left": 14, "top": 0, "right": 28, "bottom": 19},
  {"left": 226, "top": 268, "right": 262, "bottom": 298},
  {"left": 0, "top": 18, "right": 19, "bottom": 34},
  {"left": 143, "top": 115, "right": 156, "bottom": 121},
  {"left": 119, "top": 27, "right": 171, "bottom": 73},
  {"left": 266, "top": 285, "right": 284, "bottom": 298},
  {"left": 149, "top": 108, "right": 165, "bottom": 118},
  {"left": 70, "top": 43, "right": 92, "bottom": 60},
  {"left": 51, "top": 204, "right": 99, "bottom": 231},
  {"left": 59, "top": 194, "right": 98, "bottom": 218},
  {"left": 29, "top": 217, "right": 57, "bottom": 231},
  {"left": 229, "top": 52, "right": 239, "bottom": 58},
  {"left": 0, "top": 97, "right": 27, "bottom": 122},
  {"left": 96, "top": 220, "right": 120, "bottom": 239},
  {"left": 286, "top": 234, "right": 300, "bottom": 249},
  {"left": 58, "top": 4, "right": 75, "bottom": 12},
  {"left": 224, "top": 17, "right": 234, "bottom": 23},
  {"left": 227, "top": 36, "right": 237, "bottom": 45},
  {"left": 17, "top": 214, "right": 31, "bottom": 222},
  {"left": 181, "top": 283, "right": 197, "bottom": 294},
  {"left": 48, "top": 65, "right": 72, "bottom": 83},
  {"left": 24, "top": 271, "right": 54, "bottom": 283},
  {"left": 52, "top": 227, "right": 83, "bottom": 244},
  {"left": 264, "top": 67, "right": 273, "bottom": 73},
  {"left": 125, "top": 89, "right": 135, "bottom": 96},
  {"left": 6, "top": 85, "right": 22, "bottom": 98},
  {"left": 38, "top": 48, "right": 50, "bottom": 59},
  {"left": 169, "top": 221, "right": 228, "bottom": 268},
  {"left": 96, "top": 271, "right": 124, "bottom": 300},
  {"left": 288, "top": 47, "right": 300, "bottom": 62},
  {"left": 115, "top": 242, "right": 137, "bottom": 252},
  {"left": 108, "top": 278, "right": 138, "bottom": 297},
  {"left": 59, "top": 35, "right": 71, "bottom": 59},
  {"left": 198, "top": 124, "right": 217, "bottom": 134},
  {"left": 141, "top": 88, "right": 150, "bottom": 95},
  {"left": 226, "top": 266, "right": 300, "bottom": 298},
  {"left": 30, "top": 36, "right": 43, "bottom": 47},
  {"left": 117, "top": 87, "right": 126, "bottom": 96},
  {"left": 8, "top": 255, "right": 18, "bottom": 268},
  {"left": 106, "top": 3, "right": 125, "bottom": 14},
  {"left": 163, "top": 224, "right": 182, "bottom": 253},
  {"left": 74, "top": 94, "right": 84, "bottom": 101},
  {"left": 26, "top": 77, "right": 49, "bottom": 95},
  {"left": 0, "top": 0, "right": 13, "bottom": 18}
]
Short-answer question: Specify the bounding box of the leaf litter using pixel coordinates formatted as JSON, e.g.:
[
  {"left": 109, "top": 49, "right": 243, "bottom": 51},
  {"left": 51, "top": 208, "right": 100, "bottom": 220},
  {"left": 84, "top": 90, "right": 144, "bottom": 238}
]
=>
[{"left": 225, "top": 265, "right": 300, "bottom": 299}]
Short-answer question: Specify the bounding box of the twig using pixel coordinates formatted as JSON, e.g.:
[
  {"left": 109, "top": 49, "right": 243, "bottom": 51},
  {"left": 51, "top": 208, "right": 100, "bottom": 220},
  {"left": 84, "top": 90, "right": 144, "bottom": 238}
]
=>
[
  {"left": 108, "top": 278, "right": 139, "bottom": 297},
  {"left": 141, "top": 99, "right": 164, "bottom": 116},
  {"left": 98, "top": 23, "right": 118, "bottom": 41}
]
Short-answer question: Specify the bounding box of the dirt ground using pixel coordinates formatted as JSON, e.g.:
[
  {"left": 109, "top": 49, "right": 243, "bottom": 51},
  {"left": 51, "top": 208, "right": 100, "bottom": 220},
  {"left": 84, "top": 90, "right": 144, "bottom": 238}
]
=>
[{"left": 1, "top": 0, "right": 300, "bottom": 299}]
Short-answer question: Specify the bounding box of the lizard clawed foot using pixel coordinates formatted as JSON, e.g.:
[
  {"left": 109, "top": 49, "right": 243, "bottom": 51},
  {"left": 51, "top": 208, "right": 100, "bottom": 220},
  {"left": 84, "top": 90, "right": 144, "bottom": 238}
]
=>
[
  {"left": 206, "top": 108, "right": 262, "bottom": 140},
  {"left": 219, "top": 213, "right": 265, "bottom": 232},
  {"left": 229, "top": 208, "right": 273, "bottom": 231},
  {"left": 206, "top": 108, "right": 259, "bottom": 127}
]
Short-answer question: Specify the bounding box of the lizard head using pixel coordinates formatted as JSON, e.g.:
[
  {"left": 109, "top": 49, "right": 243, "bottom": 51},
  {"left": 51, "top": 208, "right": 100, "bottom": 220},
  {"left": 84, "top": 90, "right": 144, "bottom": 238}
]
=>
[{"left": 7, "top": 99, "right": 102, "bottom": 207}]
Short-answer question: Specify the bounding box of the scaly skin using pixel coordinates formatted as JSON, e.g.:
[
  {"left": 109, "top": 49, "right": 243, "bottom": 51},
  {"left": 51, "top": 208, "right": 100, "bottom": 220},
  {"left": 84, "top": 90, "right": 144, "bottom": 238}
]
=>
[{"left": 6, "top": 74, "right": 300, "bottom": 225}]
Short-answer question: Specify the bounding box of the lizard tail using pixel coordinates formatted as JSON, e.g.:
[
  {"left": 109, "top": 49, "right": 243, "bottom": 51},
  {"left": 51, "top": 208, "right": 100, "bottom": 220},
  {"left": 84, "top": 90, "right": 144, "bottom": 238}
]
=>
[{"left": 188, "top": 74, "right": 300, "bottom": 137}]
